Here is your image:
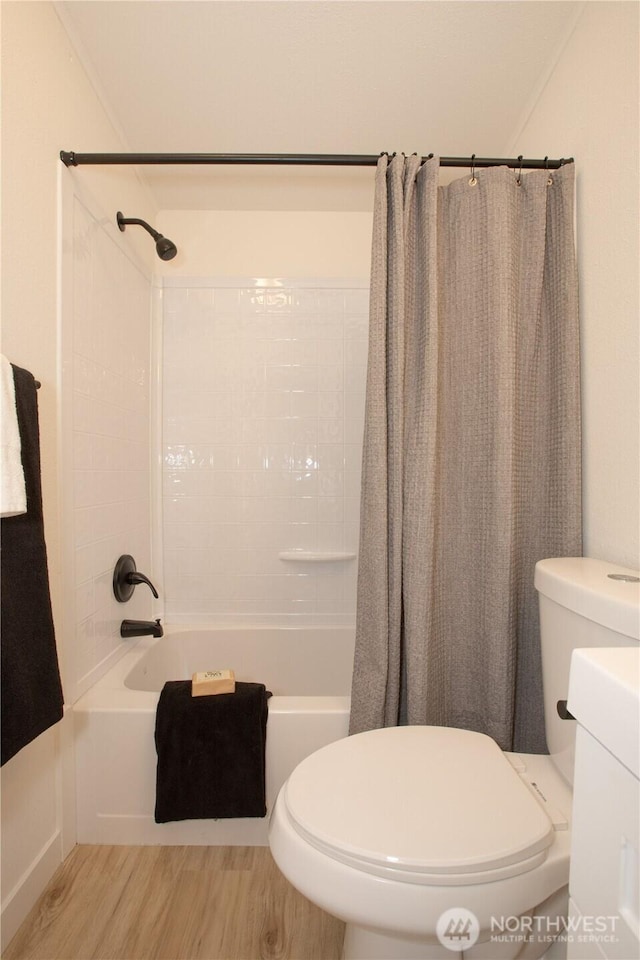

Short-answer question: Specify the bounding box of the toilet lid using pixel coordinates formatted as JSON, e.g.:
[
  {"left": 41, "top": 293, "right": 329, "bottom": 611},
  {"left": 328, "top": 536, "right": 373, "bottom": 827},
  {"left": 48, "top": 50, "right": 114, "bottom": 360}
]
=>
[{"left": 284, "top": 726, "right": 555, "bottom": 886}]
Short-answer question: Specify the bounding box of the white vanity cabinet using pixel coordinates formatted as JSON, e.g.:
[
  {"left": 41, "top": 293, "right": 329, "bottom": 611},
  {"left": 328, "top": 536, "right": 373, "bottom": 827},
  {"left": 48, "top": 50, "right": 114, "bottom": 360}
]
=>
[{"left": 567, "top": 646, "right": 640, "bottom": 960}]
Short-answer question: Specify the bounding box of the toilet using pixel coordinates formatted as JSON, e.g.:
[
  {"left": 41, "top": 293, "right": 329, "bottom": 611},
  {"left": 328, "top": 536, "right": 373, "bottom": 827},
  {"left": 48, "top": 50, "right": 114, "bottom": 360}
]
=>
[{"left": 269, "top": 558, "right": 640, "bottom": 959}]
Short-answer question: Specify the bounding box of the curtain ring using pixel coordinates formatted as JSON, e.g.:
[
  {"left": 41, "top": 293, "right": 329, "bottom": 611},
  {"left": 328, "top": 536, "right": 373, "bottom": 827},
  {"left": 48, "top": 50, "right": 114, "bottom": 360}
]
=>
[
  {"left": 544, "top": 156, "right": 553, "bottom": 186},
  {"left": 469, "top": 153, "right": 477, "bottom": 186},
  {"left": 516, "top": 155, "right": 523, "bottom": 186}
]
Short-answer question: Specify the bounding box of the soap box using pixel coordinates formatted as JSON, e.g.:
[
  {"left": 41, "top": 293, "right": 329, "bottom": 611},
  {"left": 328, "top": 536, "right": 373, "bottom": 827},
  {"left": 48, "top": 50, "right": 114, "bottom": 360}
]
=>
[{"left": 192, "top": 669, "right": 236, "bottom": 696}]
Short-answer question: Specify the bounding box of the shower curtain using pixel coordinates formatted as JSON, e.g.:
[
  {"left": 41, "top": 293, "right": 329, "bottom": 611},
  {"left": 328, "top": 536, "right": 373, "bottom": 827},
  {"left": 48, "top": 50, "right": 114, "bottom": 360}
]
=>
[{"left": 349, "top": 154, "right": 581, "bottom": 753}]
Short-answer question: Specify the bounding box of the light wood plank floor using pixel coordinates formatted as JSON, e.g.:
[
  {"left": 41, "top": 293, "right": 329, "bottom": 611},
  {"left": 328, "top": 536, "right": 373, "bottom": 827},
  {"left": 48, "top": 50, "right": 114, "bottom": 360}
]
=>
[{"left": 4, "top": 846, "right": 344, "bottom": 960}]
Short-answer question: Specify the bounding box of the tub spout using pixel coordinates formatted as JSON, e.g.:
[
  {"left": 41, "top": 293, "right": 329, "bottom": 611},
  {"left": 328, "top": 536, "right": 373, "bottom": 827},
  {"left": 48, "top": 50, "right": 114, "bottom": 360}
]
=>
[{"left": 121, "top": 618, "right": 163, "bottom": 639}]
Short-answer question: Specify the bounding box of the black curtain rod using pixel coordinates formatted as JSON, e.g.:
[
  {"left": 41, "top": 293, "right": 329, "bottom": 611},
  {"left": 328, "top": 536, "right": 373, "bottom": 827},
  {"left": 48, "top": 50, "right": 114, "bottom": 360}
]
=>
[{"left": 60, "top": 151, "right": 572, "bottom": 170}]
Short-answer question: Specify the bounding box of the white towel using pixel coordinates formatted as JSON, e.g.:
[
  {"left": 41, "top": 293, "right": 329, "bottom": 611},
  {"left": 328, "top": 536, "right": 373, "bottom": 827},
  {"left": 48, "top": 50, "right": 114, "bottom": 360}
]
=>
[{"left": 0, "top": 354, "right": 27, "bottom": 517}]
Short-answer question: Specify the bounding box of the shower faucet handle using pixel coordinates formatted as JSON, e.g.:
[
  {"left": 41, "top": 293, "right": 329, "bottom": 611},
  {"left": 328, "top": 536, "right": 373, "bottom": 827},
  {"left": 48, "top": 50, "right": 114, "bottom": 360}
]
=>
[
  {"left": 126, "top": 570, "right": 159, "bottom": 598},
  {"left": 113, "top": 554, "right": 160, "bottom": 602}
]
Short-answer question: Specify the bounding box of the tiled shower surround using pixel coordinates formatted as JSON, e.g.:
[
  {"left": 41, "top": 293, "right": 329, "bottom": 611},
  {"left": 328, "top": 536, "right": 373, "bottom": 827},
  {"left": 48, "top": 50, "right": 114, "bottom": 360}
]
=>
[
  {"left": 162, "top": 279, "right": 368, "bottom": 623},
  {"left": 65, "top": 192, "right": 152, "bottom": 698}
]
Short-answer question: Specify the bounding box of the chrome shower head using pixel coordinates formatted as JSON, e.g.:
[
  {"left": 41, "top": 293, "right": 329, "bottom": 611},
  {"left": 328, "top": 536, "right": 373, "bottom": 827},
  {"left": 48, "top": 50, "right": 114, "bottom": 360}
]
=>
[{"left": 116, "top": 211, "right": 178, "bottom": 261}]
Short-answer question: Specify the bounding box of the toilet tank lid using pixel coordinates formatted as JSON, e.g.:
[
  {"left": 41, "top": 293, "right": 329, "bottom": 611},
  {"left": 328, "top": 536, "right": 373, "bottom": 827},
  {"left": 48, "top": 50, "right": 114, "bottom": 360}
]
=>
[{"left": 535, "top": 558, "right": 640, "bottom": 641}]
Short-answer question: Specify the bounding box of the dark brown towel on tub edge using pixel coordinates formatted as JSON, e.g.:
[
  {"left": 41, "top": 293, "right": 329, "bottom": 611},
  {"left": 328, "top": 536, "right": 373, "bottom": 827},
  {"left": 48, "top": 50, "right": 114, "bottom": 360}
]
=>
[
  {"left": 154, "top": 680, "right": 271, "bottom": 822},
  {"left": 1, "top": 365, "right": 64, "bottom": 766}
]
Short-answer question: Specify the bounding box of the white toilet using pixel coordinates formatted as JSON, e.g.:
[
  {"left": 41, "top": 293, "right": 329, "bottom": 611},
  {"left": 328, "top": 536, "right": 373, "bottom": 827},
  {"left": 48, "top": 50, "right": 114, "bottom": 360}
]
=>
[{"left": 269, "top": 558, "right": 640, "bottom": 959}]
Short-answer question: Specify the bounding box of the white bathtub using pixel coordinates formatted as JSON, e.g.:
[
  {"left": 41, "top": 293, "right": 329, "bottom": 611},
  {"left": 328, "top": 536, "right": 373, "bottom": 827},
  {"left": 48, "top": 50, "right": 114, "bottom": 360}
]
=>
[{"left": 74, "top": 625, "right": 354, "bottom": 845}]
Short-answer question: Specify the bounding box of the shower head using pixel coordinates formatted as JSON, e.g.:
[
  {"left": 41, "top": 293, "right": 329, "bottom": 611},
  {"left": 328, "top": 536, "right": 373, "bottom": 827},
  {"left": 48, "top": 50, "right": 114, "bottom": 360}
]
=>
[
  {"left": 155, "top": 235, "right": 178, "bottom": 261},
  {"left": 116, "top": 211, "right": 178, "bottom": 261}
]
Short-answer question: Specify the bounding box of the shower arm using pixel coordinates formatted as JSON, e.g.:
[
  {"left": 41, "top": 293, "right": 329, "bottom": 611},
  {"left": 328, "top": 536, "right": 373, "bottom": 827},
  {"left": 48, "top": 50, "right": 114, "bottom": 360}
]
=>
[
  {"left": 116, "top": 212, "right": 177, "bottom": 260},
  {"left": 117, "top": 213, "right": 161, "bottom": 240}
]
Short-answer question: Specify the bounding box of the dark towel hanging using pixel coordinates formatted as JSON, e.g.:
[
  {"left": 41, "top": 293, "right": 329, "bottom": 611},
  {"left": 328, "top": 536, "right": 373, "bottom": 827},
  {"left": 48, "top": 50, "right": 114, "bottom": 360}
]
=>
[
  {"left": 1, "top": 365, "right": 64, "bottom": 766},
  {"left": 154, "top": 680, "right": 271, "bottom": 822}
]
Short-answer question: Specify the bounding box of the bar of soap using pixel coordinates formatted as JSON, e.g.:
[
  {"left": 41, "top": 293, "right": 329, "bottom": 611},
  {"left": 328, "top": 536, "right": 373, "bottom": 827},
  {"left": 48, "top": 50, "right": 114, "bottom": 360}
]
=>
[{"left": 191, "top": 669, "right": 236, "bottom": 696}]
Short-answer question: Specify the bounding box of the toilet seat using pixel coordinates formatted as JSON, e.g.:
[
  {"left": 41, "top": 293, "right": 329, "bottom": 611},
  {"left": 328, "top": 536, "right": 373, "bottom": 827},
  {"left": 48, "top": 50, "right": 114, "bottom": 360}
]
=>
[{"left": 283, "top": 726, "right": 555, "bottom": 886}]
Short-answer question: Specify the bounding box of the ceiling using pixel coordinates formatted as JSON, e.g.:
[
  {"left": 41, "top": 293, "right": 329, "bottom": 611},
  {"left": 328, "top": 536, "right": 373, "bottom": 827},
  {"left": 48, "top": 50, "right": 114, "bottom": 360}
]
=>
[{"left": 56, "top": 1, "right": 582, "bottom": 211}]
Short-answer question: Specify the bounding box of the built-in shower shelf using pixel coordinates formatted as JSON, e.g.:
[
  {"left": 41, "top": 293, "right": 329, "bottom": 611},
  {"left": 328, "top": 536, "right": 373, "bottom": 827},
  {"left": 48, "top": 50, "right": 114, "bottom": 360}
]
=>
[{"left": 278, "top": 551, "right": 357, "bottom": 563}]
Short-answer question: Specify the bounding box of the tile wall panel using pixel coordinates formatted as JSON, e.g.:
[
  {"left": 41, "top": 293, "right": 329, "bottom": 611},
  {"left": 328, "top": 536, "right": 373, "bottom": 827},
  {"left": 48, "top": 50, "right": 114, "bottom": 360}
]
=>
[
  {"left": 162, "top": 280, "right": 368, "bottom": 624},
  {"left": 68, "top": 197, "right": 152, "bottom": 696}
]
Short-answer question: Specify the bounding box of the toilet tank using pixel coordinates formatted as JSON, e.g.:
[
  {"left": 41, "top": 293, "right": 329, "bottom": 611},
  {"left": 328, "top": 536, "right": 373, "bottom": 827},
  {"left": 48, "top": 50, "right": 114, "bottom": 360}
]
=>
[{"left": 535, "top": 557, "right": 640, "bottom": 786}]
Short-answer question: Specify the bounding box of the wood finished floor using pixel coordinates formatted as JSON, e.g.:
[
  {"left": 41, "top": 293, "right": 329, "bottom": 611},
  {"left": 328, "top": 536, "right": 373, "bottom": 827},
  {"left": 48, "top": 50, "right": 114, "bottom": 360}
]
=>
[{"left": 4, "top": 845, "right": 345, "bottom": 960}]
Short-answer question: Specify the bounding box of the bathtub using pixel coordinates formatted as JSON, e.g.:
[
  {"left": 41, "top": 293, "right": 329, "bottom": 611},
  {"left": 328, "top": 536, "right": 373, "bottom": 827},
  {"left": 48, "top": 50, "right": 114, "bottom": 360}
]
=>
[{"left": 74, "top": 625, "right": 354, "bottom": 845}]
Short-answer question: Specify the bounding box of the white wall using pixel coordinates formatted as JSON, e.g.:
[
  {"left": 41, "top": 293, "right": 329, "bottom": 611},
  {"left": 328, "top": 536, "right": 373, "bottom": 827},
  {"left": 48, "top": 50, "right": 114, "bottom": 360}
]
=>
[
  {"left": 509, "top": 1, "right": 639, "bottom": 569},
  {"left": 156, "top": 210, "right": 373, "bottom": 278},
  {"left": 0, "top": 2, "right": 156, "bottom": 948}
]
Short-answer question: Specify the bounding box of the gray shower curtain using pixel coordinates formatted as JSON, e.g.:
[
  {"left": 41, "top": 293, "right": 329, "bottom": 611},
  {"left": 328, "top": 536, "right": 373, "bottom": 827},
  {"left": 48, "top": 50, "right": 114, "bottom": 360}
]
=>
[{"left": 349, "top": 154, "right": 581, "bottom": 753}]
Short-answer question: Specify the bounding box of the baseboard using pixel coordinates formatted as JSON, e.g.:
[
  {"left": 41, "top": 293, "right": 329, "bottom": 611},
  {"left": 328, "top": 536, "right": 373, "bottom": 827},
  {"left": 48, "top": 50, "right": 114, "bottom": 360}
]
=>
[
  {"left": 1, "top": 831, "right": 62, "bottom": 951},
  {"left": 81, "top": 813, "right": 269, "bottom": 846}
]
